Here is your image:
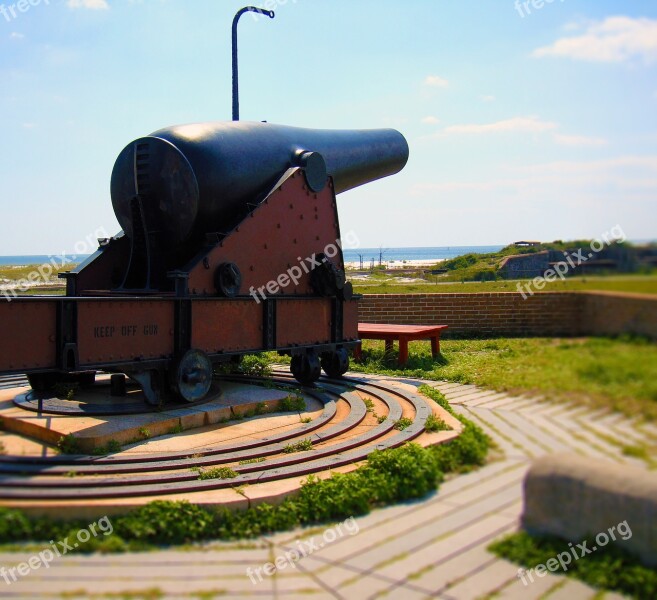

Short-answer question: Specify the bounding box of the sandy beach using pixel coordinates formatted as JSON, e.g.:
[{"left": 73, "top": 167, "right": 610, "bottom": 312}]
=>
[{"left": 344, "top": 258, "right": 444, "bottom": 270}]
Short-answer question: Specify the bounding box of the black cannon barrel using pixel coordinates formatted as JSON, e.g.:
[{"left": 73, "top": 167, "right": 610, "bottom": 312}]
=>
[{"left": 111, "top": 121, "right": 409, "bottom": 245}]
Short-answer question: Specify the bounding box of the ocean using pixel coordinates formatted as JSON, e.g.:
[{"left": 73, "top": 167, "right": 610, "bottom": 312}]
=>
[
  {"left": 0, "top": 246, "right": 505, "bottom": 267},
  {"left": 341, "top": 246, "right": 504, "bottom": 264},
  {"left": 0, "top": 255, "right": 90, "bottom": 267}
]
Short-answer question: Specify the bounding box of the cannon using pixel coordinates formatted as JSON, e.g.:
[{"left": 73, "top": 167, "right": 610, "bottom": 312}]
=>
[{"left": 0, "top": 121, "right": 409, "bottom": 405}]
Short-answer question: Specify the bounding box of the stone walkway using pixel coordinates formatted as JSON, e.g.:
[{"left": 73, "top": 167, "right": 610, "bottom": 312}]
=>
[{"left": 2, "top": 374, "right": 654, "bottom": 599}]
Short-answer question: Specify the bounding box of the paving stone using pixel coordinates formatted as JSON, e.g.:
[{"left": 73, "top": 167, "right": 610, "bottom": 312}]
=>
[
  {"left": 607, "top": 419, "right": 651, "bottom": 446},
  {"left": 452, "top": 407, "right": 530, "bottom": 459},
  {"left": 437, "top": 464, "right": 526, "bottom": 508},
  {"left": 462, "top": 393, "right": 516, "bottom": 408},
  {"left": 441, "top": 386, "right": 488, "bottom": 400},
  {"left": 338, "top": 571, "right": 422, "bottom": 599},
  {"left": 541, "top": 412, "right": 625, "bottom": 463},
  {"left": 308, "top": 500, "right": 456, "bottom": 563},
  {"left": 406, "top": 540, "right": 501, "bottom": 593},
  {"left": 446, "top": 391, "right": 502, "bottom": 406},
  {"left": 637, "top": 421, "right": 657, "bottom": 440},
  {"left": 476, "top": 407, "right": 564, "bottom": 455},
  {"left": 437, "top": 459, "right": 527, "bottom": 500},
  {"left": 329, "top": 482, "right": 523, "bottom": 572},
  {"left": 297, "top": 556, "right": 396, "bottom": 594},
  {"left": 519, "top": 411, "right": 597, "bottom": 457},
  {"left": 442, "top": 558, "right": 522, "bottom": 599},
  {"left": 494, "top": 568, "right": 565, "bottom": 599},
  {"left": 458, "top": 405, "right": 544, "bottom": 457},
  {"left": 543, "top": 577, "right": 600, "bottom": 599},
  {"left": 478, "top": 396, "right": 528, "bottom": 410}
]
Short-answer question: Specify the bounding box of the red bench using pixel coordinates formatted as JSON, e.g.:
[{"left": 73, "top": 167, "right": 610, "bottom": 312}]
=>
[{"left": 353, "top": 323, "right": 449, "bottom": 366}]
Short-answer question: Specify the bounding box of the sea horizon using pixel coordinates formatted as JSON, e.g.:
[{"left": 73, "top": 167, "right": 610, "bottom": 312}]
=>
[{"left": 0, "top": 246, "right": 507, "bottom": 268}]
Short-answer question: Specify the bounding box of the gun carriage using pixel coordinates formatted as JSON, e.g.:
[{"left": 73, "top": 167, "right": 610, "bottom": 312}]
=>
[{"left": 0, "top": 121, "right": 409, "bottom": 405}]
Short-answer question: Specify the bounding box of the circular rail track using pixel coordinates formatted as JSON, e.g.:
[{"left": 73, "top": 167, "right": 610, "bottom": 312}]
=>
[{"left": 0, "top": 371, "right": 439, "bottom": 501}]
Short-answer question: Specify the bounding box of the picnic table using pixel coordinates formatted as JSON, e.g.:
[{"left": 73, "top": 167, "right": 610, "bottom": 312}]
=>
[{"left": 353, "top": 323, "right": 449, "bottom": 366}]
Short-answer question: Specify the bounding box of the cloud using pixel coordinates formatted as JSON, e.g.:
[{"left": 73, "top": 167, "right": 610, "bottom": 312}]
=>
[
  {"left": 553, "top": 134, "right": 608, "bottom": 147},
  {"left": 422, "top": 116, "right": 440, "bottom": 125},
  {"left": 9, "top": 32, "right": 25, "bottom": 40},
  {"left": 67, "top": 0, "right": 109, "bottom": 9},
  {"left": 424, "top": 75, "right": 449, "bottom": 88},
  {"left": 481, "top": 95, "right": 496, "bottom": 103},
  {"left": 533, "top": 16, "right": 657, "bottom": 63},
  {"left": 411, "top": 156, "right": 657, "bottom": 196},
  {"left": 444, "top": 116, "right": 558, "bottom": 135}
]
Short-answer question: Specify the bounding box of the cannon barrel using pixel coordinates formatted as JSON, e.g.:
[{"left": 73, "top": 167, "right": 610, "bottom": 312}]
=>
[{"left": 111, "top": 121, "right": 409, "bottom": 245}]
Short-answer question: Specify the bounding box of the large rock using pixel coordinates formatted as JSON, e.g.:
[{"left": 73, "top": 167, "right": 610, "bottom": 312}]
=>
[{"left": 523, "top": 454, "right": 657, "bottom": 566}]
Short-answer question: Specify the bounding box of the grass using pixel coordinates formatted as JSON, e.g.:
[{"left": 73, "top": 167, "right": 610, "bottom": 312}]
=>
[
  {"left": 193, "top": 467, "right": 238, "bottom": 481},
  {"left": 490, "top": 531, "right": 657, "bottom": 599},
  {"left": 425, "top": 413, "right": 452, "bottom": 432},
  {"left": 352, "top": 274, "right": 657, "bottom": 296},
  {"left": 393, "top": 417, "right": 413, "bottom": 431},
  {"left": 352, "top": 336, "right": 657, "bottom": 420},
  {"left": 92, "top": 440, "right": 122, "bottom": 456},
  {"left": 282, "top": 439, "right": 314, "bottom": 453}
]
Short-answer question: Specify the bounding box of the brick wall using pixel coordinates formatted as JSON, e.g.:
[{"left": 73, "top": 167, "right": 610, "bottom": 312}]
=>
[
  {"left": 359, "top": 292, "right": 656, "bottom": 339},
  {"left": 582, "top": 292, "right": 657, "bottom": 339}
]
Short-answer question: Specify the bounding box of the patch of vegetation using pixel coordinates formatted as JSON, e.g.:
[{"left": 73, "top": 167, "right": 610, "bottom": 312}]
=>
[
  {"left": 138, "top": 427, "right": 151, "bottom": 440},
  {"left": 352, "top": 337, "right": 657, "bottom": 420},
  {"left": 238, "top": 457, "right": 266, "bottom": 465},
  {"left": 279, "top": 393, "right": 306, "bottom": 412},
  {"left": 0, "top": 441, "right": 5, "bottom": 455},
  {"left": 424, "top": 413, "right": 452, "bottom": 433},
  {"left": 300, "top": 416, "right": 312, "bottom": 423},
  {"left": 53, "top": 383, "right": 79, "bottom": 400},
  {"left": 393, "top": 417, "right": 414, "bottom": 431},
  {"left": 167, "top": 422, "right": 184, "bottom": 435},
  {"left": 377, "top": 415, "right": 387, "bottom": 423},
  {"left": 92, "top": 440, "right": 122, "bottom": 456},
  {"left": 283, "top": 439, "right": 314, "bottom": 453},
  {"left": 364, "top": 398, "right": 375, "bottom": 412},
  {"left": 56, "top": 434, "right": 81, "bottom": 455},
  {"left": 238, "top": 354, "right": 273, "bottom": 377},
  {"left": 192, "top": 466, "right": 238, "bottom": 481},
  {"left": 353, "top": 274, "right": 657, "bottom": 296},
  {"left": 490, "top": 531, "right": 657, "bottom": 599}
]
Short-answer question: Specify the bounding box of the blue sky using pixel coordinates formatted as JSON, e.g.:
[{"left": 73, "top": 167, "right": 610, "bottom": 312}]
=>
[{"left": 0, "top": 0, "right": 656, "bottom": 254}]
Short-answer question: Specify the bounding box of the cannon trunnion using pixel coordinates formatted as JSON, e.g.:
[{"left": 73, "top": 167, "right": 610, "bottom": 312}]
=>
[{"left": 0, "top": 121, "right": 409, "bottom": 405}]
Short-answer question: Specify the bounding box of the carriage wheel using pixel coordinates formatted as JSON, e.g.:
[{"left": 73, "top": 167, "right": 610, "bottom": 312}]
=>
[
  {"left": 169, "top": 349, "right": 213, "bottom": 402},
  {"left": 321, "top": 348, "right": 349, "bottom": 379},
  {"left": 291, "top": 352, "right": 321, "bottom": 385}
]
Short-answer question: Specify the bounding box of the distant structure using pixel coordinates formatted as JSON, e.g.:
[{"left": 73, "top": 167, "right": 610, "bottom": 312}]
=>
[
  {"left": 499, "top": 242, "right": 636, "bottom": 279},
  {"left": 514, "top": 241, "right": 541, "bottom": 248}
]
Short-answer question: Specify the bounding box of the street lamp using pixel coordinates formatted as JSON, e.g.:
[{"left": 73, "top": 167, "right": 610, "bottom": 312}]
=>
[{"left": 232, "top": 6, "right": 276, "bottom": 121}]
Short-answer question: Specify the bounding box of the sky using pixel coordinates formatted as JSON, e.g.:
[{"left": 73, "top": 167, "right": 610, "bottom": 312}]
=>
[{"left": 0, "top": 0, "right": 656, "bottom": 254}]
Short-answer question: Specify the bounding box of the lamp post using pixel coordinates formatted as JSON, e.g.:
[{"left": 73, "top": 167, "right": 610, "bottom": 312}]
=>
[{"left": 232, "top": 6, "right": 275, "bottom": 121}]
